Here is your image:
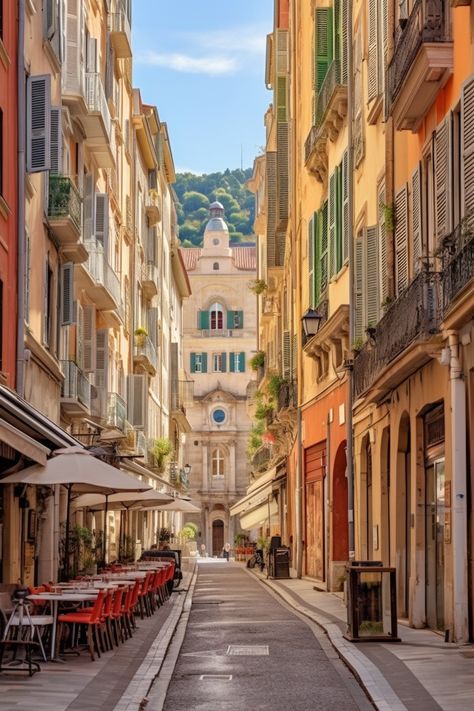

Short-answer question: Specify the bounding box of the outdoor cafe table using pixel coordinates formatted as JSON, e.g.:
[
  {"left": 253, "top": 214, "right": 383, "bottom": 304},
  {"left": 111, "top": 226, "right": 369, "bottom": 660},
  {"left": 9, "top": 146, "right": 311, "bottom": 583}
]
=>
[{"left": 27, "top": 592, "right": 97, "bottom": 662}]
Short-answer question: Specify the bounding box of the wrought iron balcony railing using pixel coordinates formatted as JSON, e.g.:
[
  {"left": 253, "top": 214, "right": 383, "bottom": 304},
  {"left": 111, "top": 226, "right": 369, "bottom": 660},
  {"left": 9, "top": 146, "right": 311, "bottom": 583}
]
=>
[
  {"left": 107, "top": 392, "right": 127, "bottom": 430},
  {"left": 353, "top": 270, "right": 442, "bottom": 399},
  {"left": 386, "top": 0, "right": 449, "bottom": 115},
  {"left": 85, "top": 72, "right": 112, "bottom": 140},
  {"left": 442, "top": 216, "right": 474, "bottom": 310},
  {"left": 84, "top": 239, "right": 121, "bottom": 307},
  {"left": 315, "top": 60, "right": 343, "bottom": 128},
  {"left": 60, "top": 360, "right": 91, "bottom": 410},
  {"left": 48, "top": 176, "right": 82, "bottom": 232}
]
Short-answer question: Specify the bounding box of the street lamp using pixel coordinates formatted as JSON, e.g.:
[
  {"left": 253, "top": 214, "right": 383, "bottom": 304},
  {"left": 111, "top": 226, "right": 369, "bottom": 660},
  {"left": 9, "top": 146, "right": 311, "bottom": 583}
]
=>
[
  {"left": 301, "top": 307, "right": 324, "bottom": 343},
  {"left": 181, "top": 463, "right": 191, "bottom": 487}
]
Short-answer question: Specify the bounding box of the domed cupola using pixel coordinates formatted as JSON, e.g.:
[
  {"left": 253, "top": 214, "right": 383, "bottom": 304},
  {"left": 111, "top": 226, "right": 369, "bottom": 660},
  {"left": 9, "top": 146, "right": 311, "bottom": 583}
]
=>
[{"left": 203, "top": 199, "right": 230, "bottom": 249}]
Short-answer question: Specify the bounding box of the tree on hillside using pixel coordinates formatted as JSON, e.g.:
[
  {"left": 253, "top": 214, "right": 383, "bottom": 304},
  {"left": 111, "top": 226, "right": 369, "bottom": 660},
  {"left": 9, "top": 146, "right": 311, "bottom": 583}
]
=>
[{"left": 182, "top": 191, "right": 209, "bottom": 212}]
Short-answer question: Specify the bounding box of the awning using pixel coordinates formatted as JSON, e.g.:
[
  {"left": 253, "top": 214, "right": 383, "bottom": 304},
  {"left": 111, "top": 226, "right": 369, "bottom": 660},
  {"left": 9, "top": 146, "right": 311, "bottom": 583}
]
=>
[
  {"left": 0, "top": 420, "right": 50, "bottom": 465},
  {"left": 230, "top": 467, "right": 276, "bottom": 518},
  {"left": 240, "top": 498, "right": 278, "bottom": 530}
]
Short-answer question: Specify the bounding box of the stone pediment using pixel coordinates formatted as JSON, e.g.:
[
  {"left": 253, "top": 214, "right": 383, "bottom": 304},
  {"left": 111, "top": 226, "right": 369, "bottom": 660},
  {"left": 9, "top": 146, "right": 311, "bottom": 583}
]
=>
[{"left": 201, "top": 386, "right": 238, "bottom": 404}]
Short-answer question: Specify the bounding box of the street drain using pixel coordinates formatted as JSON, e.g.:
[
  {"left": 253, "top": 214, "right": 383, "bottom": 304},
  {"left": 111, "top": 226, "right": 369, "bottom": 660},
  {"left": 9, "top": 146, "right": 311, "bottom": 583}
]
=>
[
  {"left": 227, "top": 645, "right": 269, "bottom": 656},
  {"left": 199, "top": 674, "right": 233, "bottom": 681},
  {"left": 193, "top": 601, "right": 221, "bottom": 605}
]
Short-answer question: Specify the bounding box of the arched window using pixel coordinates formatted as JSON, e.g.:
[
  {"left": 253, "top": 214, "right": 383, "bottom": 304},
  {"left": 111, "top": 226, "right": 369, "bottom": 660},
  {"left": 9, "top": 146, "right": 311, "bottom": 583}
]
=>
[
  {"left": 209, "top": 302, "right": 224, "bottom": 330},
  {"left": 212, "top": 448, "right": 225, "bottom": 477},
  {"left": 213, "top": 262, "right": 219, "bottom": 270}
]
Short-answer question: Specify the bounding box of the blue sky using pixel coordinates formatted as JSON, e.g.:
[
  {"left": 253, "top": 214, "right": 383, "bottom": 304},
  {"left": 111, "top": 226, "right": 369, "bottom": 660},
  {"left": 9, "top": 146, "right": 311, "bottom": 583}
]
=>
[{"left": 131, "top": 0, "right": 273, "bottom": 175}]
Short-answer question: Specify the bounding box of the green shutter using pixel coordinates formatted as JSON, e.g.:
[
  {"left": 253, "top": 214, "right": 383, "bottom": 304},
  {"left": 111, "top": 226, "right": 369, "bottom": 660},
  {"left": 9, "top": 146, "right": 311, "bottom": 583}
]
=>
[
  {"left": 329, "top": 171, "right": 337, "bottom": 279},
  {"left": 239, "top": 352, "right": 246, "bottom": 372},
  {"left": 199, "top": 310, "right": 210, "bottom": 329},
  {"left": 354, "top": 235, "right": 364, "bottom": 341},
  {"left": 277, "top": 76, "right": 287, "bottom": 122},
  {"left": 320, "top": 201, "right": 329, "bottom": 296},
  {"left": 308, "top": 214, "right": 315, "bottom": 306},
  {"left": 201, "top": 353, "right": 208, "bottom": 373},
  {"left": 336, "top": 164, "right": 342, "bottom": 272},
  {"left": 190, "top": 353, "right": 196, "bottom": 373},
  {"left": 315, "top": 8, "right": 333, "bottom": 92},
  {"left": 314, "top": 212, "right": 321, "bottom": 305},
  {"left": 221, "top": 353, "right": 227, "bottom": 372},
  {"left": 237, "top": 310, "right": 244, "bottom": 328},
  {"left": 229, "top": 353, "right": 236, "bottom": 372},
  {"left": 227, "top": 310, "right": 234, "bottom": 329}
]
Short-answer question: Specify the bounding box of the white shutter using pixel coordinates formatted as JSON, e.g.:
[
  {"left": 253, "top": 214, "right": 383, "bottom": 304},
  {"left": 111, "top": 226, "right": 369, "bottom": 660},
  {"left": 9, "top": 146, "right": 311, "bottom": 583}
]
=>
[
  {"left": 364, "top": 227, "right": 380, "bottom": 328},
  {"left": 50, "top": 107, "right": 62, "bottom": 175},
  {"left": 127, "top": 374, "right": 147, "bottom": 429},
  {"left": 65, "top": 0, "right": 81, "bottom": 92},
  {"left": 94, "top": 329, "right": 108, "bottom": 417},
  {"left": 342, "top": 150, "right": 349, "bottom": 262},
  {"left": 411, "top": 164, "right": 422, "bottom": 275},
  {"left": 354, "top": 234, "right": 364, "bottom": 341},
  {"left": 76, "top": 302, "right": 84, "bottom": 368},
  {"left": 148, "top": 307, "right": 158, "bottom": 347},
  {"left": 27, "top": 75, "right": 51, "bottom": 173},
  {"left": 83, "top": 304, "right": 96, "bottom": 372},
  {"left": 377, "top": 181, "right": 388, "bottom": 302},
  {"left": 283, "top": 331, "right": 291, "bottom": 379},
  {"left": 84, "top": 173, "right": 94, "bottom": 241},
  {"left": 60, "top": 262, "right": 74, "bottom": 325},
  {"left": 45, "top": 0, "right": 56, "bottom": 40},
  {"left": 94, "top": 193, "right": 109, "bottom": 252},
  {"left": 367, "top": 0, "right": 378, "bottom": 101},
  {"left": 461, "top": 76, "right": 474, "bottom": 217},
  {"left": 395, "top": 185, "right": 409, "bottom": 296},
  {"left": 86, "top": 36, "right": 98, "bottom": 73},
  {"left": 42, "top": 261, "right": 50, "bottom": 346},
  {"left": 434, "top": 116, "right": 452, "bottom": 241}
]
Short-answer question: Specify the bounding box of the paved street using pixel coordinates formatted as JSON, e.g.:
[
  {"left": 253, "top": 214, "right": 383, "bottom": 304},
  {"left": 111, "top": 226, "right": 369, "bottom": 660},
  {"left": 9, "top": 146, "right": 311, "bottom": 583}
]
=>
[{"left": 158, "top": 562, "right": 371, "bottom": 711}]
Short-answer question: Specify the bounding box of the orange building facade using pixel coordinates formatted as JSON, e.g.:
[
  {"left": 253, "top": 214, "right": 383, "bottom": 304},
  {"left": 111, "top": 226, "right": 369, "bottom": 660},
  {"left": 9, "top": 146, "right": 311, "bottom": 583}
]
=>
[{"left": 0, "top": 0, "right": 18, "bottom": 388}]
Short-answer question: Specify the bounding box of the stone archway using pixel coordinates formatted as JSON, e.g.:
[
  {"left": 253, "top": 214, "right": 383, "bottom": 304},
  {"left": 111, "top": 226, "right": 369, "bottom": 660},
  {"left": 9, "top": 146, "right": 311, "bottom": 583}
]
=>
[
  {"left": 212, "top": 519, "right": 224, "bottom": 556},
  {"left": 332, "top": 441, "right": 348, "bottom": 564},
  {"left": 380, "top": 427, "right": 391, "bottom": 566}
]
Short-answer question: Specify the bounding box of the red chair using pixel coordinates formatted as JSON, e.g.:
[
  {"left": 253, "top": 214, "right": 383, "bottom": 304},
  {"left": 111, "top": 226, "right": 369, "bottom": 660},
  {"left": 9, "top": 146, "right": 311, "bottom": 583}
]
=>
[
  {"left": 138, "top": 573, "right": 154, "bottom": 619},
  {"left": 58, "top": 590, "right": 105, "bottom": 661},
  {"left": 110, "top": 587, "right": 125, "bottom": 645},
  {"left": 119, "top": 585, "right": 133, "bottom": 639},
  {"left": 128, "top": 580, "right": 141, "bottom": 630}
]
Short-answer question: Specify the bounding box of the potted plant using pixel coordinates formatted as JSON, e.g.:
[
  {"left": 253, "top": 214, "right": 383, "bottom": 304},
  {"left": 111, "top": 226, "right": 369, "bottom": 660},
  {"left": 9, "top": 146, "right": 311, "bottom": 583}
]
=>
[
  {"left": 151, "top": 437, "right": 174, "bottom": 473},
  {"left": 250, "top": 351, "right": 265, "bottom": 371},
  {"left": 134, "top": 326, "right": 148, "bottom": 346},
  {"left": 82, "top": 552, "right": 97, "bottom": 576},
  {"left": 248, "top": 279, "right": 268, "bottom": 295}
]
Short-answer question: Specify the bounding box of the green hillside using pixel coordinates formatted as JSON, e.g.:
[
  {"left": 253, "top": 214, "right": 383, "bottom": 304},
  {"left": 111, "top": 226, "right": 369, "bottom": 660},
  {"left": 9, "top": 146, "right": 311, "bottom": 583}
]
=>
[{"left": 174, "top": 168, "right": 255, "bottom": 247}]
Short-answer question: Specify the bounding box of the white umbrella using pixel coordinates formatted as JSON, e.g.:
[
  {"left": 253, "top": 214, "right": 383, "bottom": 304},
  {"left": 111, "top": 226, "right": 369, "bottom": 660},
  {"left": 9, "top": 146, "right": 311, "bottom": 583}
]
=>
[
  {"left": 156, "top": 498, "right": 201, "bottom": 513},
  {"left": 72, "top": 489, "right": 174, "bottom": 511},
  {"left": 1, "top": 447, "right": 151, "bottom": 576}
]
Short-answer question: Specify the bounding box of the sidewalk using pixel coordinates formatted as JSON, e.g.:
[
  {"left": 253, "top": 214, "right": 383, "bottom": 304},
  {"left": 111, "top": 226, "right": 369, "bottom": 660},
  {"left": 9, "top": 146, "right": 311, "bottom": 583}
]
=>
[{"left": 248, "top": 569, "right": 474, "bottom": 711}]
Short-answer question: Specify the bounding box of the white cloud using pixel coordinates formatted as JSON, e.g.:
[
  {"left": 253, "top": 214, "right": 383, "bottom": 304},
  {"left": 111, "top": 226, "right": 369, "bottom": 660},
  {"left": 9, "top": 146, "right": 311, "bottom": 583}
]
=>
[
  {"left": 191, "top": 27, "right": 267, "bottom": 55},
  {"left": 137, "top": 51, "right": 237, "bottom": 76}
]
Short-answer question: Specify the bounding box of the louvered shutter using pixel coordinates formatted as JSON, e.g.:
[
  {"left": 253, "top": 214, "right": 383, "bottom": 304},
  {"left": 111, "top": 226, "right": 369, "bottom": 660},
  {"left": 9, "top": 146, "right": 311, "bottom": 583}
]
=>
[
  {"left": 237, "top": 310, "right": 244, "bottom": 328},
  {"left": 276, "top": 29, "right": 289, "bottom": 74},
  {"left": 394, "top": 185, "right": 409, "bottom": 295},
  {"left": 221, "top": 353, "right": 227, "bottom": 372},
  {"left": 95, "top": 329, "right": 109, "bottom": 416},
  {"left": 94, "top": 193, "right": 109, "bottom": 252},
  {"left": 148, "top": 307, "right": 158, "bottom": 347},
  {"left": 291, "top": 335, "right": 297, "bottom": 381},
  {"left": 65, "top": 0, "right": 81, "bottom": 93},
  {"left": 340, "top": 0, "right": 348, "bottom": 84},
  {"left": 127, "top": 374, "right": 146, "bottom": 429},
  {"left": 276, "top": 76, "right": 287, "bottom": 122},
  {"left": 83, "top": 173, "right": 94, "bottom": 241},
  {"left": 86, "top": 36, "right": 98, "bottom": 73},
  {"left": 201, "top": 353, "right": 208, "bottom": 373},
  {"left": 320, "top": 201, "right": 329, "bottom": 295},
  {"left": 76, "top": 302, "right": 84, "bottom": 368},
  {"left": 365, "top": 227, "right": 380, "bottom": 327},
  {"left": 329, "top": 171, "right": 337, "bottom": 278},
  {"left": 368, "top": 0, "right": 378, "bottom": 101},
  {"left": 354, "top": 235, "right": 364, "bottom": 341},
  {"left": 434, "top": 116, "right": 452, "bottom": 241},
  {"left": 60, "top": 262, "right": 74, "bottom": 325},
  {"left": 315, "top": 8, "right": 333, "bottom": 91},
  {"left": 50, "top": 107, "right": 62, "bottom": 175},
  {"left": 42, "top": 261, "right": 50, "bottom": 346},
  {"left": 239, "top": 352, "right": 246, "bottom": 373},
  {"left": 27, "top": 75, "right": 51, "bottom": 173},
  {"left": 83, "top": 304, "right": 96, "bottom": 372},
  {"left": 226, "top": 310, "right": 235, "bottom": 329},
  {"left": 229, "top": 353, "right": 236, "bottom": 373},
  {"left": 381, "top": 0, "right": 388, "bottom": 78},
  {"left": 190, "top": 353, "right": 196, "bottom": 373},
  {"left": 308, "top": 215, "right": 315, "bottom": 306},
  {"left": 377, "top": 181, "right": 388, "bottom": 303},
  {"left": 411, "top": 164, "right": 422, "bottom": 275},
  {"left": 198, "top": 310, "right": 210, "bottom": 329},
  {"left": 283, "top": 331, "right": 291, "bottom": 379},
  {"left": 342, "top": 150, "right": 349, "bottom": 262},
  {"left": 461, "top": 77, "right": 474, "bottom": 217},
  {"left": 314, "top": 212, "right": 321, "bottom": 305}
]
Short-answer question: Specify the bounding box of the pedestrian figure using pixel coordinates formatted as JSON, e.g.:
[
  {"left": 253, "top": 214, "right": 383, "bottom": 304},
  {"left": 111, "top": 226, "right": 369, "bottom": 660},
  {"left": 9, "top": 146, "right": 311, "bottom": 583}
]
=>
[
  {"left": 222, "top": 542, "right": 231, "bottom": 561},
  {"left": 200, "top": 543, "right": 207, "bottom": 558}
]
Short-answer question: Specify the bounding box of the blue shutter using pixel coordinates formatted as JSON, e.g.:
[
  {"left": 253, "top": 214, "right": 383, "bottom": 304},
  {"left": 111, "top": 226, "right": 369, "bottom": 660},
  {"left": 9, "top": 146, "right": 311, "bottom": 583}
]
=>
[
  {"left": 229, "top": 353, "right": 236, "bottom": 372},
  {"left": 199, "top": 310, "right": 210, "bottom": 329},
  {"left": 221, "top": 353, "right": 227, "bottom": 372},
  {"left": 237, "top": 310, "right": 244, "bottom": 328},
  {"left": 227, "top": 310, "right": 234, "bottom": 329},
  {"left": 239, "top": 352, "right": 245, "bottom": 372},
  {"left": 202, "top": 353, "right": 208, "bottom": 373},
  {"left": 190, "top": 353, "right": 196, "bottom": 372}
]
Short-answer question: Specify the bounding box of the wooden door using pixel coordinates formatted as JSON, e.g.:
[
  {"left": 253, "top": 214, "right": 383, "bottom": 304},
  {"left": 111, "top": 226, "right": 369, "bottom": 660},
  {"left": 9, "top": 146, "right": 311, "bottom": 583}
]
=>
[
  {"left": 304, "top": 442, "right": 326, "bottom": 580},
  {"left": 212, "top": 520, "right": 224, "bottom": 556}
]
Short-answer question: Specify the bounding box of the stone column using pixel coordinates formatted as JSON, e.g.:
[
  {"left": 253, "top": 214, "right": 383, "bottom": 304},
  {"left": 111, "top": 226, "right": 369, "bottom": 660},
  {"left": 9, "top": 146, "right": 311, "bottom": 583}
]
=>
[
  {"left": 229, "top": 441, "right": 236, "bottom": 494},
  {"left": 202, "top": 441, "right": 208, "bottom": 492}
]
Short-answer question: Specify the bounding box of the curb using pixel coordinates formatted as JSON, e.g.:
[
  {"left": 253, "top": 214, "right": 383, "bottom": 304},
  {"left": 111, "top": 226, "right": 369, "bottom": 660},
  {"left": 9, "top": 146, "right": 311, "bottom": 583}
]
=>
[
  {"left": 246, "top": 568, "right": 407, "bottom": 711},
  {"left": 113, "top": 563, "right": 198, "bottom": 711}
]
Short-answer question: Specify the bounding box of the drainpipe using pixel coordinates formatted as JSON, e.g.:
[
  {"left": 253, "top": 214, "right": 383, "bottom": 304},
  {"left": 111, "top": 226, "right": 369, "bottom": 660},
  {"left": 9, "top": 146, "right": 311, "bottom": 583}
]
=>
[
  {"left": 447, "top": 330, "right": 468, "bottom": 642},
  {"left": 346, "top": 0, "right": 355, "bottom": 560},
  {"left": 16, "top": 0, "right": 26, "bottom": 397},
  {"left": 295, "top": 405, "right": 303, "bottom": 577}
]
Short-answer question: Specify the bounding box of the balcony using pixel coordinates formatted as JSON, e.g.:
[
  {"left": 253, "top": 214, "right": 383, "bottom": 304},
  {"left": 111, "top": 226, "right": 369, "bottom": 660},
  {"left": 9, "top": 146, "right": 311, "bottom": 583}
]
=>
[
  {"left": 146, "top": 190, "right": 161, "bottom": 226},
  {"left": 77, "top": 239, "right": 121, "bottom": 312},
  {"left": 277, "top": 381, "right": 297, "bottom": 411},
  {"left": 47, "top": 176, "right": 87, "bottom": 263},
  {"left": 353, "top": 270, "right": 442, "bottom": 401},
  {"left": 109, "top": 5, "right": 132, "bottom": 59},
  {"left": 171, "top": 379, "right": 194, "bottom": 432},
  {"left": 83, "top": 73, "right": 114, "bottom": 168},
  {"left": 141, "top": 261, "right": 159, "bottom": 299},
  {"left": 251, "top": 445, "right": 272, "bottom": 473},
  {"left": 107, "top": 392, "right": 127, "bottom": 431},
  {"left": 315, "top": 60, "right": 347, "bottom": 140},
  {"left": 304, "top": 125, "right": 328, "bottom": 182},
  {"left": 133, "top": 335, "right": 157, "bottom": 376},
  {"left": 386, "top": 0, "right": 453, "bottom": 131},
  {"left": 60, "top": 361, "right": 91, "bottom": 415},
  {"left": 442, "top": 219, "right": 474, "bottom": 327}
]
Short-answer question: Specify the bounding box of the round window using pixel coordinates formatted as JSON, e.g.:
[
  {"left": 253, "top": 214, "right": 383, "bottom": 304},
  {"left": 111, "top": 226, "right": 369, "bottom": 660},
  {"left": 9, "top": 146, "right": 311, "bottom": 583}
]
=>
[
  {"left": 212, "top": 408, "right": 226, "bottom": 424},
  {"left": 213, "top": 238, "right": 219, "bottom": 245}
]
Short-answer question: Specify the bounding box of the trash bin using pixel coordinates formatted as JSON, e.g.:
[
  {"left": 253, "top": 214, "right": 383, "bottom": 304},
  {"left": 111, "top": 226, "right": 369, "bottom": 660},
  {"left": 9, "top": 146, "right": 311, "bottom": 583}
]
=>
[
  {"left": 268, "top": 547, "right": 290, "bottom": 579},
  {"left": 345, "top": 561, "right": 400, "bottom": 643}
]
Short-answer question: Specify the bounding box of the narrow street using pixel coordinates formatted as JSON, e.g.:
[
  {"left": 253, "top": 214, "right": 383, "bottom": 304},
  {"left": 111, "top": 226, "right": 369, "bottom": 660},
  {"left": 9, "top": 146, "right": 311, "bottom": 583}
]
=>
[{"left": 154, "top": 562, "right": 371, "bottom": 711}]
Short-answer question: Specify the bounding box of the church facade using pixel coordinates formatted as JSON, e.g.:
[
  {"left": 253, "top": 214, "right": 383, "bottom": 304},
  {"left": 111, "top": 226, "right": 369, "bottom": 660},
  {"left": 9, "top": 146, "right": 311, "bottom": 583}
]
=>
[{"left": 181, "top": 202, "right": 257, "bottom": 555}]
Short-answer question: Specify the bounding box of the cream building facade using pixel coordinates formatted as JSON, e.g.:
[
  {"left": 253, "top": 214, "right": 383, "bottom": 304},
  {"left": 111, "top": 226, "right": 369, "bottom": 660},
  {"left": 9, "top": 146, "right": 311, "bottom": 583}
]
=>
[{"left": 182, "top": 203, "right": 257, "bottom": 555}]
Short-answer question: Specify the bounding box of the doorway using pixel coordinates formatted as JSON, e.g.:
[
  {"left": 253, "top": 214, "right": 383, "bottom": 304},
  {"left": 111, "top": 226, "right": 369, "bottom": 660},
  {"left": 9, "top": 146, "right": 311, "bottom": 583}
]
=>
[
  {"left": 425, "top": 459, "right": 445, "bottom": 631},
  {"left": 212, "top": 519, "right": 224, "bottom": 556}
]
